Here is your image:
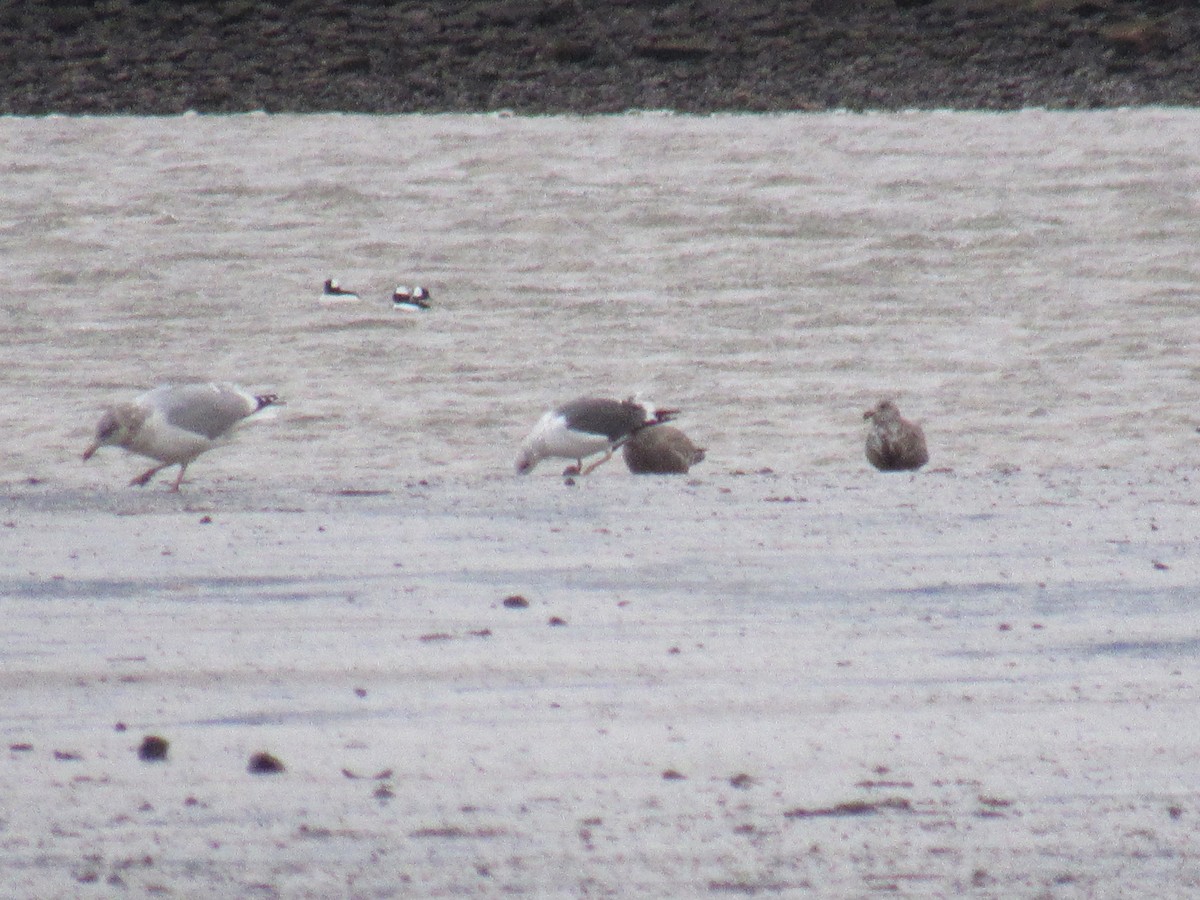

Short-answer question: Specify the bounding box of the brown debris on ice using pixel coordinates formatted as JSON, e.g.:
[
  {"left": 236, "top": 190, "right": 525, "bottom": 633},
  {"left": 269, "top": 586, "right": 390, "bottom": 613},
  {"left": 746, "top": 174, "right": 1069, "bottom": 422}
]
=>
[
  {"left": 784, "top": 797, "right": 912, "bottom": 818},
  {"left": 137, "top": 735, "right": 169, "bottom": 762},
  {"left": 247, "top": 752, "right": 285, "bottom": 774}
]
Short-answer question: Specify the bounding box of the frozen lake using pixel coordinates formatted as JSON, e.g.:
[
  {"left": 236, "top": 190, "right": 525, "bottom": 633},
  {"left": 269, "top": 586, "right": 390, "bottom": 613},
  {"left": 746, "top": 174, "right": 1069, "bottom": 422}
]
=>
[{"left": 0, "top": 110, "right": 1198, "bottom": 896}]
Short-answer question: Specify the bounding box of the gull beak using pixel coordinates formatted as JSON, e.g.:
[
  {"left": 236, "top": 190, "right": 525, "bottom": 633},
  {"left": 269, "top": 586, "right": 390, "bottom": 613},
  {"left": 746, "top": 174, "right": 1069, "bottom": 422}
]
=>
[
  {"left": 652, "top": 407, "right": 680, "bottom": 425},
  {"left": 515, "top": 445, "right": 538, "bottom": 474}
]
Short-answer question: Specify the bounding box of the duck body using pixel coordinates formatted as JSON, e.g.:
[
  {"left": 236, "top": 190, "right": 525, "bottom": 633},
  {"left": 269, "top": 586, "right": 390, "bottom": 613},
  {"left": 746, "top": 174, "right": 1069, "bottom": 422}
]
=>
[
  {"left": 392, "top": 285, "right": 432, "bottom": 310},
  {"left": 321, "top": 279, "right": 360, "bottom": 302}
]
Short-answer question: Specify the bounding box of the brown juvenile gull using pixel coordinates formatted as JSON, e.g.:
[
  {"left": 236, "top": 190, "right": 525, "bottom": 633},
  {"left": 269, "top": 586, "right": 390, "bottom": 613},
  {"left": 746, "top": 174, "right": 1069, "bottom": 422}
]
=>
[
  {"left": 83, "top": 382, "right": 283, "bottom": 490},
  {"left": 515, "top": 397, "right": 678, "bottom": 476},
  {"left": 622, "top": 424, "right": 706, "bottom": 475},
  {"left": 863, "top": 399, "right": 929, "bottom": 472}
]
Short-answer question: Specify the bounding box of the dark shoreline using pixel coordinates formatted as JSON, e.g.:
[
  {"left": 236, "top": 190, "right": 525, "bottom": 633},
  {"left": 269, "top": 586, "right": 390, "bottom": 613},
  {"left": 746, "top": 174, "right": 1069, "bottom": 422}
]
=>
[{"left": 2, "top": 1, "right": 1198, "bottom": 115}]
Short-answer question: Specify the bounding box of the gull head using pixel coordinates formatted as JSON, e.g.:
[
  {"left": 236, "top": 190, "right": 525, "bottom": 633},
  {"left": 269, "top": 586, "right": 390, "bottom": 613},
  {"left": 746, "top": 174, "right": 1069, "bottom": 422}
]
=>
[
  {"left": 514, "top": 444, "right": 538, "bottom": 475},
  {"left": 864, "top": 399, "right": 900, "bottom": 422},
  {"left": 83, "top": 406, "right": 135, "bottom": 460}
]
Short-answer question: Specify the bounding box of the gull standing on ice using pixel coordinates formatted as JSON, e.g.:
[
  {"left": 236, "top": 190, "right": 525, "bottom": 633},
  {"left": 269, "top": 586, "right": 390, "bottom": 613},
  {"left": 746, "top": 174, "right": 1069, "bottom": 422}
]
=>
[
  {"left": 83, "top": 382, "right": 283, "bottom": 490},
  {"left": 863, "top": 399, "right": 929, "bottom": 471},
  {"left": 321, "top": 279, "right": 359, "bottom": 301},
  {"left": 515, "top": 397, "right": 678, "bottom": 476},
  {"left": 622, "top": 424, "right": 706, "bottom": 474}
]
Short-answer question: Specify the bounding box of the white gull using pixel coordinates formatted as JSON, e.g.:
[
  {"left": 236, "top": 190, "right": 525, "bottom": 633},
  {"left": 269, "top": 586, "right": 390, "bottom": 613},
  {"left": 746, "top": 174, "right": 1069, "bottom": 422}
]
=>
[{"left": 83, "top": 382, "right": 283, "bottom": 490}]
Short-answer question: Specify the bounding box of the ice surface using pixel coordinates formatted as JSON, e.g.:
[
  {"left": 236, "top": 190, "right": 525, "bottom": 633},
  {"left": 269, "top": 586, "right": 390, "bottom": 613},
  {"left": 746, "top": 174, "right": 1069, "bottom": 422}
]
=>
[{"left": 0, "top": 111, "right": 1198, "bottom": 896}]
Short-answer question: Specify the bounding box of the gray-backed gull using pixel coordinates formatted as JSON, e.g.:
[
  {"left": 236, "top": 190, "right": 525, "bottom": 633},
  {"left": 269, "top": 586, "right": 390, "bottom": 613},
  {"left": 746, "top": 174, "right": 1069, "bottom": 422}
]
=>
[
  {"left": 83, "top": 382, "right": 283, "bottom": 490},
  {"left": 515, "top": 397, "right": 677, "bottom": 475}
]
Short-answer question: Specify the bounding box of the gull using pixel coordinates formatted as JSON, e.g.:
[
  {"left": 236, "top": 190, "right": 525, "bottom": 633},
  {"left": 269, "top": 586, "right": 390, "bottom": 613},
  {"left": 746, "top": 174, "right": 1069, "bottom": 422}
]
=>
[
  {"left": 863, "top": 399, "right": 929, "bottom": 471},
  {"left": 515, "top": 396, "right": 678, "bottom": 476},
  {"left": 83, "top": 382, "right": 283, "bottom": 490},
  {"left": 622, "top": 424, "right": 706, "bottom": 474}
]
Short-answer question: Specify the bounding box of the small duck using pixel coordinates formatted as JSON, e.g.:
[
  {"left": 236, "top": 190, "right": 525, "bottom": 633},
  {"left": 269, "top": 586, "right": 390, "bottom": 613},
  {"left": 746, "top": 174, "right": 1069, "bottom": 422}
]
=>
[
  {"left": 392, "top": 285, "right": 432, "bottom": 311},
  {"left": 863, "top": 399, "right": 929, "bottom": 472},
  {"left": 321, "top": 279, "right": 360, "bottom": 302}
]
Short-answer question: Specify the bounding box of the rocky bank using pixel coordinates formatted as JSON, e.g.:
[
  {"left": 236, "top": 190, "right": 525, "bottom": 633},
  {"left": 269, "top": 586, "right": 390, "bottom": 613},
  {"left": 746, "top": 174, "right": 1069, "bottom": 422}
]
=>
[{"left": 1, "top": 1, "right": 1198, "bottom": 114}]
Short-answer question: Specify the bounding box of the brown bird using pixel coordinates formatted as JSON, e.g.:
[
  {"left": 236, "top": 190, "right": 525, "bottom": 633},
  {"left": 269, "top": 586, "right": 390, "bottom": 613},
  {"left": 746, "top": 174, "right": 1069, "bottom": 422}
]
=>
[
  {"left": 622, "top": 424, "right": 706, "bottom": 474},
  {"left": 863, "top": 399, "right": 928, "bottom": 471}
]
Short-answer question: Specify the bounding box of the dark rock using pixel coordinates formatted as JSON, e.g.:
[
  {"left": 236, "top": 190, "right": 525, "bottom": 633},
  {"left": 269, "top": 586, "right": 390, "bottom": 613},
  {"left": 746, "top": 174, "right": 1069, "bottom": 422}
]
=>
[
  {"left": 533, "top": 2, "right": 575, "bottom": 27},
  {"left": 546, "top": 39, "right": 595, "bottom": 64},
  {"left": 327, "top": 53, "right": 372, "bottom": 75},
  {"left": 1101, "top": 21, "right": 1171, "bottom": 55},
  {"left": 632, "top": 39, "right": 714, "bottom": 63},
  {"left": 46, "top": 6, "right": 91, "bottom": 34},
  {"left": 137, "top": 735, "right": 170, "bottom": 762},
  {"left": 3, "top": 1, "right": 1200, "bottom": 113},
  {"left": 248, "top": 751, "right": 285, "bottom": 774}
]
